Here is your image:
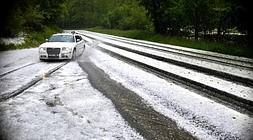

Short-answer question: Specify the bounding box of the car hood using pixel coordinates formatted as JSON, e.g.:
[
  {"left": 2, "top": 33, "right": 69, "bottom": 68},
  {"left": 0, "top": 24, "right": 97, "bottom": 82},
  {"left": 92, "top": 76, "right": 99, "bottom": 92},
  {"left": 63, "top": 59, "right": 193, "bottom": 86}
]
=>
[{"left": 39, "top": 42, "right": 76, "bottom": 48}]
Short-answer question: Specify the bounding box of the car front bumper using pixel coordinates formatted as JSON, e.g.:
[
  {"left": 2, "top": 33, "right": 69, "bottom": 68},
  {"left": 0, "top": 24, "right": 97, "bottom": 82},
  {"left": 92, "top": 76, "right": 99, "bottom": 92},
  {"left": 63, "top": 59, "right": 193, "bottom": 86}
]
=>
[{"left": 39, "top": 52, "right": 72, "bottom": 60}]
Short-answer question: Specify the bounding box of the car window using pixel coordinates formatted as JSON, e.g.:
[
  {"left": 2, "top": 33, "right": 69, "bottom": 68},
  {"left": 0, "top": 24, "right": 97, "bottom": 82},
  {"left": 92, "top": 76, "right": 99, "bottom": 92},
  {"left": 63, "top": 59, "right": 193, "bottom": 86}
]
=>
[
  {"left": 75, "top": 35, "right": 82, "bottom": 42},
  {"left": 48, "top": 35, "right": 74, "bottom": 42}
]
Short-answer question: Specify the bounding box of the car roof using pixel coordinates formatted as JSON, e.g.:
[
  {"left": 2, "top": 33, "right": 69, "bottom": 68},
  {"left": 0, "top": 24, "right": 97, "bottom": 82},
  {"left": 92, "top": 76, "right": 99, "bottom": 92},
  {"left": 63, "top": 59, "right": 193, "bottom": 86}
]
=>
[{"left": 52, "top": 33, "right": 76, "bottom": 36}]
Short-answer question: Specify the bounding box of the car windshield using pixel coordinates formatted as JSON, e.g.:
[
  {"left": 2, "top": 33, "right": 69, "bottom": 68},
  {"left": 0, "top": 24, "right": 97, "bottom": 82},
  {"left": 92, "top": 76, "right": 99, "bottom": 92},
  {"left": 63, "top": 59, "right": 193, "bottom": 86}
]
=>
[{"left": 48, "top": 35, "right": 74, "bottom": 42}]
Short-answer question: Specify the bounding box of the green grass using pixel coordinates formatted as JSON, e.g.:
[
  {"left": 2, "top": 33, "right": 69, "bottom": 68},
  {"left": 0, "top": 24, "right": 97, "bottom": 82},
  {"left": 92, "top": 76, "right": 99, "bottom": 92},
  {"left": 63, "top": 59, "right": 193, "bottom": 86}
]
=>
[
  {"left": 87, "top": 27, "right": 253, "bottom": 58},
  {"left": 0, "top": 26, "right": 62, "bottom": 51}
]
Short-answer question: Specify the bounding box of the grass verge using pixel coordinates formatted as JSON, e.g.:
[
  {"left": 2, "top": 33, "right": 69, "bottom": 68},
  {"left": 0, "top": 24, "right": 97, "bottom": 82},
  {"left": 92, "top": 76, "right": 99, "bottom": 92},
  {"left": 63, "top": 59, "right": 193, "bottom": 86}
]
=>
[
  {"left": 0, "top": 26, "right": 62, "bottom": 51},
  {"left": 87, "top": 27, "right": 253, "bottom": 58}
]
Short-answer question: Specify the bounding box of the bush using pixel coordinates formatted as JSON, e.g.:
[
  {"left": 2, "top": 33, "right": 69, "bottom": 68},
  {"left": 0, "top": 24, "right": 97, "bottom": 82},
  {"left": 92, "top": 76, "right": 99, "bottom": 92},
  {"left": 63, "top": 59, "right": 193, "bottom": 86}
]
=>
[
  {"left": 0, "top": 26, "right": 61, "bottom": 51},
  {"left": 105, "top": 3, "right": 152, "bottom": 30}
]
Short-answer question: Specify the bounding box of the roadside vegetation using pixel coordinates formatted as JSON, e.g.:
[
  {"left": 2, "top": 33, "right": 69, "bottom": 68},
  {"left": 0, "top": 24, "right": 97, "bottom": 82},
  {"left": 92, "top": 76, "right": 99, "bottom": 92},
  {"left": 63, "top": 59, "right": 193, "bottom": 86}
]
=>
[
  {"left": 0, "top": 0, "right": 64, "bottom": 51},
  {"left": 1, "top": 0, "right": 251, "bottom": 58},
  {"left": 0, "top": 27, "right": 61, "bottom": 51}
]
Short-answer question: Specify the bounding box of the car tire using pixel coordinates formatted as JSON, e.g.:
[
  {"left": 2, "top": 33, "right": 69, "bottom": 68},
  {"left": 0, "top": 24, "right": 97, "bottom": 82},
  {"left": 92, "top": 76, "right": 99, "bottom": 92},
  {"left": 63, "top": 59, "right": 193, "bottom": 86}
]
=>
[{"left": 72, "top": 49, "right": 77, "bottom": 61}]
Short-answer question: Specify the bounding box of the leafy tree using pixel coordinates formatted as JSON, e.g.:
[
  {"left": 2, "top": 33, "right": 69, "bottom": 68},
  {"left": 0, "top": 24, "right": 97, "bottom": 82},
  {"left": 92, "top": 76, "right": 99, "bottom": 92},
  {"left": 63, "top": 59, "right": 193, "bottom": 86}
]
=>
[
  {"left": 1, "top": 0, "right": 66, "bottom": 36},
  {"left": 2, "top": 0, "right": 251, "bottom": 47},
  {"left": 182, "top": 0, "right": 214, "bottom": 39},
  {"left": 63, "top": 0, "right": 111, "bottom": 28},
  {"left": 105, "top": 2, "right": 150, "bottom": 30},
  {"left": 140, "top": 0, "right": 184, "bottom": 35},
  {"left": 140, "top": 0, "right": 170, "bottom": 34},
  {"left": 62, "top": 0, "right": 151, "bottom": 30},
  {"left": 208, "top": 0, "right": 234, "bottom": 42},
  {"left": 230, "top": 0, "right": 251, "bottom": 45}
]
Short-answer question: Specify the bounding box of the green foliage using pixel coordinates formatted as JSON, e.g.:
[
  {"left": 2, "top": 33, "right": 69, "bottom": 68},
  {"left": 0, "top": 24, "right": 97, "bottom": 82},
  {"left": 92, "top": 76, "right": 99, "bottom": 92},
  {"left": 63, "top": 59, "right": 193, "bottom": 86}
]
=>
[
  {"left": 140, "top": 0, "right": 251, "bottom": 46},
  {"left": 3, "top": 9, "right": 25, "bottom": 37},
  {"left": 105, "top": 2, "right": 150, "bottom": 30},
  {"left": 63, "top": 0, "right": 101, "bottom": 28},
  {"left": 140, "top": 0, "right": 183, "bottom": 34},
  {"left": 22, "top": 6, "right": 45, "bottom": 31},
  {"left": 0, "top": 26, "right": 61, "bottom": 51},
  {"left": 62, "top": 0, "right": 152, "bottom": 30},
  {"left": 2, "top": 0, "right": 66, "bottom": 37},
  {"left": 2, "top": 0, "right": 251, "bottom": 53},
  {"left": 182, "top": 0, "right": 214, "bottom": 39}
]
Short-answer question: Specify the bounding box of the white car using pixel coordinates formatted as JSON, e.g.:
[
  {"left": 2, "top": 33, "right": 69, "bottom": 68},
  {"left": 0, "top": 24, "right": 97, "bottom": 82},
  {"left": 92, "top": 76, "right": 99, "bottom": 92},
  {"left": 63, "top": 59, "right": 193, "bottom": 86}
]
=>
[{"left": 39, "top": 32, "right": 85, "bottom": 60}]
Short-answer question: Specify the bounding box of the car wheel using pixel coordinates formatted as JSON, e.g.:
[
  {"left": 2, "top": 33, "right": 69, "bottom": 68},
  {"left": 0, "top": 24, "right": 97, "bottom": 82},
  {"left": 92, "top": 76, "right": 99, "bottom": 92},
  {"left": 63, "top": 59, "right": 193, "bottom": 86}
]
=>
[{"left": 72, "top": 49, "right": 77, "bottom": 60}]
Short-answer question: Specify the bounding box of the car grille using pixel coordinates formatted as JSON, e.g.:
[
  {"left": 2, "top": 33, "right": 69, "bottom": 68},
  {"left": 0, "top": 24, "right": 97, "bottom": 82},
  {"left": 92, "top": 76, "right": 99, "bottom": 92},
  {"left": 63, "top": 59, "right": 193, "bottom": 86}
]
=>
[
  {"left": 47, "top": 48, "right": 60, "bottom": 59},
  {"left": 47, "top": 48, "right": 60, "bottom": 54}
]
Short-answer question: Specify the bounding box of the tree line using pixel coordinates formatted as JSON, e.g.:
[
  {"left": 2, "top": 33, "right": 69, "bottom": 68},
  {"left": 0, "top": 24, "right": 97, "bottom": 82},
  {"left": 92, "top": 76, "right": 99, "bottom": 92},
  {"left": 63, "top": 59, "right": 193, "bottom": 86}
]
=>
[
  {"left": 1, "top": 0, "right": 66, "bottom": 37},
  {"left": 140, "top": 0, "right": 251, "bottom": 42},
  {"left": 1, "top": 0, "right": 251, "bottom": 46},
  {"left": 62, "top": 0, "right": 151, "bottom": 30}
]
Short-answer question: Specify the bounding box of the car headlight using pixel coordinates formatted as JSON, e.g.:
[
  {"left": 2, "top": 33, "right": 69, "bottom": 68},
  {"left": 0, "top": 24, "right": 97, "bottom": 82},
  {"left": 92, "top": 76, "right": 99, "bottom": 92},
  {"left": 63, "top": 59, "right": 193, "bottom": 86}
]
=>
[
  {"left": 62, "top": 47, "right": 71, "bottom": 52},
  {"left": 39, "top": 47, "right": 46, "bottom": 53}
]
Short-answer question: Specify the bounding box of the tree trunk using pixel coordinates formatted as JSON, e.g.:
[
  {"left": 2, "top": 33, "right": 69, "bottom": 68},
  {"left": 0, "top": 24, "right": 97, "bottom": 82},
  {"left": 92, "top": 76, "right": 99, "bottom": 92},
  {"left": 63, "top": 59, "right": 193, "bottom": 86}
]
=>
[
  {"left": 154, "top": 18, "right": 166, "bottom": 35},
  {"left": 217, "top": 19, "right": 222, "bottom": 42},
  {"left": 194, "top": 27, "right": 199, "bottom": 40},
  {"left": 194, "top": 8, "right": 199, "bottom": 40},
  {"left": 248, "top": 30, "right": 253, "bottom": 47}
]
